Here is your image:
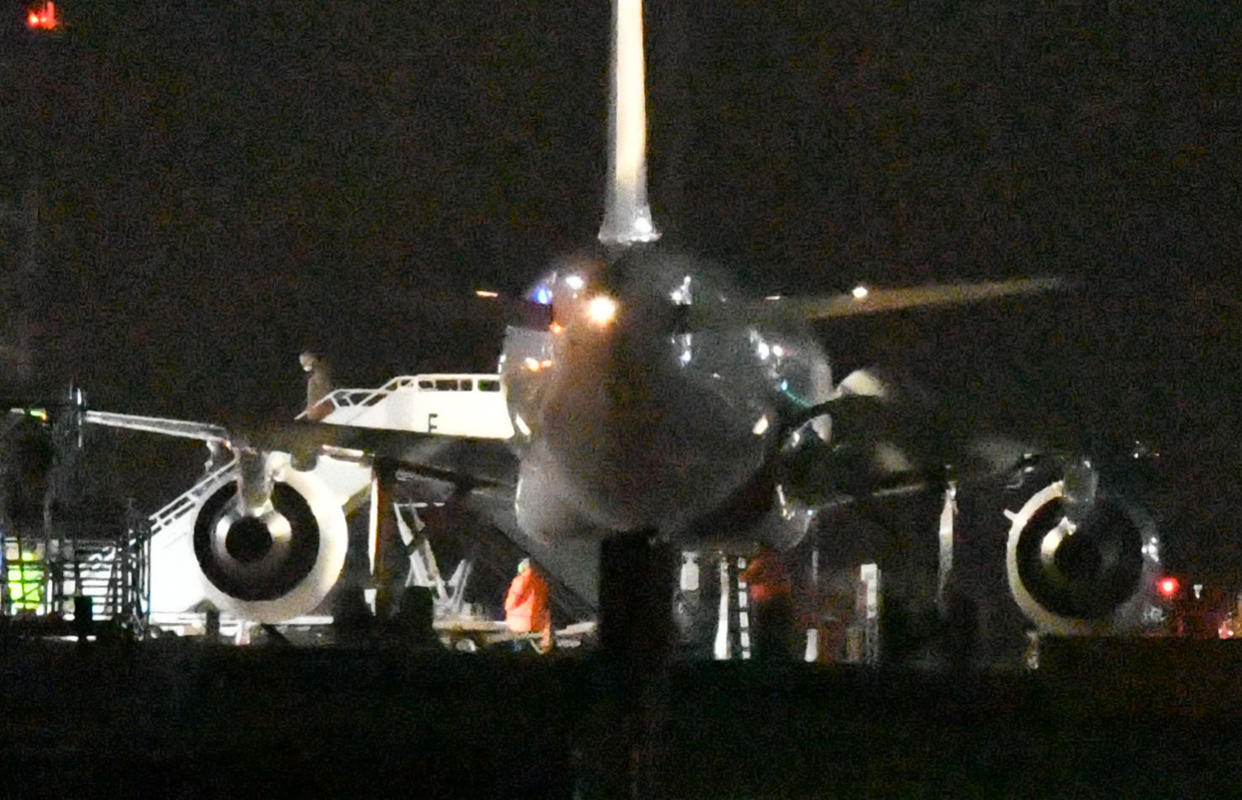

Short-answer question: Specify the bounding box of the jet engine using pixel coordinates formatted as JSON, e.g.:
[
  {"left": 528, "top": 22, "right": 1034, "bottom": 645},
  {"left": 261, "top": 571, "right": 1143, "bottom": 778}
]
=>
[
  {"left": 1005, "top": 469, "right": 1159, "bottom": 636},
  {"left": 193, "top": 463, "right": 347, "bottom": 623}
]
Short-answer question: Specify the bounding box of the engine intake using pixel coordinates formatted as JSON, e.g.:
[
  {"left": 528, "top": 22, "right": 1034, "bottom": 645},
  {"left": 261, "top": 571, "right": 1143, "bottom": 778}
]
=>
[
  {"left": 1006, "top": 479, "right": 1159, "bottom": 636},
  {"left": 193, "top": 465, "right": 347, "bottom": 623}
]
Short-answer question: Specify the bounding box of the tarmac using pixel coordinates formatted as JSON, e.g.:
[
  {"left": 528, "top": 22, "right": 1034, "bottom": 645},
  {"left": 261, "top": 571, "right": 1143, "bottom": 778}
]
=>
[{"left": 2, "top": 635, "right": 1241, "bottom": 799}]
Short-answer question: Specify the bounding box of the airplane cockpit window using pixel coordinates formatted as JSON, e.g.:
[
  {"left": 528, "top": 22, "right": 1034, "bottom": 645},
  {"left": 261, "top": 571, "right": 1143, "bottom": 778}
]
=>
[
  {"left": 417, "top": 379, "right": 434, "bottom": 390},
  {"left": 434, "top": 379, "right": 460, "bottom": 391}
]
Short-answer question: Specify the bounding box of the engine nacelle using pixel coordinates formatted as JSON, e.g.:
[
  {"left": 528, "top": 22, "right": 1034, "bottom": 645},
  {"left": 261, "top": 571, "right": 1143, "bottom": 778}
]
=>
[
  {"left": 193, "top": 464, "right": 347, "bottom": 623},
  {"left": 1006, "top": 479, "right": 1159, "bottom": 636}
]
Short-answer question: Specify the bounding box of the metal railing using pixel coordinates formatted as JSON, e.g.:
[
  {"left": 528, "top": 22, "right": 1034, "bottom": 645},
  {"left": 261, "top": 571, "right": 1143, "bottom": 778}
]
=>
[
  {"left": 293, "top": 376, "right": 421, "bottom": 424},
  {"left": 148, "top": 458, "right": 238, "bottom": 538}
]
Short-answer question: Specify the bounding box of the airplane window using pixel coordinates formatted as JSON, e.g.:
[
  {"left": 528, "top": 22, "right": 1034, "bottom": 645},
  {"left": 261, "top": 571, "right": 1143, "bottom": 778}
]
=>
[
  {"left": 478, "top": 379, "right": 501, "bottom": 392},
  {"left": 417, "top": 380, "right": 434, "bottom": 390},
  {"left": 435, "top": 380, "right": 459, "bottom": 391},
  {"left": 459, "top": 379, "right": 474, "bottom": 391}
]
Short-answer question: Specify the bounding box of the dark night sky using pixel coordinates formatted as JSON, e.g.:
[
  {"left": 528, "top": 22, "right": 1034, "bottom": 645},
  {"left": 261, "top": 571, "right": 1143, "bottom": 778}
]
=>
[{"left": 2, "top": 1, "right": 1241, "bottom": 578}]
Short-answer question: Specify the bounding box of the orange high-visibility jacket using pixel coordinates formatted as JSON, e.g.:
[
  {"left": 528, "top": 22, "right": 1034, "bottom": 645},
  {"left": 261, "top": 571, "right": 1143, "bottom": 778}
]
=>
[
  {"left": 505, "top": 568, "right": 551, "bottom": 633},
  {"left": 741, "top": 550, "right": 792, "bottom": 603}
]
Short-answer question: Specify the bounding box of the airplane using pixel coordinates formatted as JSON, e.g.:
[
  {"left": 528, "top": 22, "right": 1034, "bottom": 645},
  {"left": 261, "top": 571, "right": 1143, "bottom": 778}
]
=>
[{"left": 71, "top": 0, "right": 1159, "bottom": 646}]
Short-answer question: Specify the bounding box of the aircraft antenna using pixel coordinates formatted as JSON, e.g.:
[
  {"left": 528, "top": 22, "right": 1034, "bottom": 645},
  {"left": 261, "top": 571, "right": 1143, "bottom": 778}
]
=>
[{"left": 598, "top": 0, "right": 660, "bottom": 247}]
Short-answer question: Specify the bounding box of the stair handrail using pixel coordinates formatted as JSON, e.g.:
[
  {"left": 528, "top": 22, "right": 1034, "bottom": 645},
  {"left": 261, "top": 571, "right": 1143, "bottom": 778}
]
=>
[
  {"left": 149, "top": 458, "right": 239, "bottom": 538},
  {"left": 75, "top": 458, "right": 239, "bottom": 581},
  {"left": 293, "top": 375, "right": 421, "bottom": 424}
]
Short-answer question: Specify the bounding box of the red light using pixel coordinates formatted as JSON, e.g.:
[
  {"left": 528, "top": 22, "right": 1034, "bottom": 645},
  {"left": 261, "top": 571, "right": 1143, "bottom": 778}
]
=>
[
  {"left": 25, "top": 1, "right": 58, "bottom": 30},
  {"left": 1158, "top": 577, "right": 1180, "bottom": 598}
]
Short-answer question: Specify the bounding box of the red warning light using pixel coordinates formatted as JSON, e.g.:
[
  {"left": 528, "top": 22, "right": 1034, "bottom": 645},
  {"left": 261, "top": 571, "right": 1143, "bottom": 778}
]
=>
[
  {"left": 25, "top": 1, "right": 58, "bottom": 30},
  {"left": 1158, "top": 577, "right": 1180, "bottom": 598}
]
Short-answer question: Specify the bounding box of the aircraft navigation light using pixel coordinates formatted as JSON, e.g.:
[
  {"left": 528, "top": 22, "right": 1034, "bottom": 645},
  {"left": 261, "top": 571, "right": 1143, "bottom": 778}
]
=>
[
  {"left": 772, "top": 344, "right": 785, "bottom": 358},
  {"left": 764, "top": 295, "right": 782, "bottom": 301},
  {"left": 1158, "top": 576, "right": 1180, "bottom": 598},
  {"left": 565, "top": 274, "right": 585, "bottom": 291},
  {"left": 852, "top": 285, "right": 869, "bottom": 300},
  {"left": 669, "top": 275, "right": 692, "bottom": 304},
  {"left": 475, "top": 289, "right": 499, "bottom": 298},
  {"left": 533, "top": 286, "right": 553, "bottom": 305},
  {"left": 26, "top": 1, "right": 57, "bottom": 29},
  {"left": 752, "top": 415, "right": 770, "bottom": 436},
  {"left": 586, "top": 295, "right": 618, "bottom": 327}
]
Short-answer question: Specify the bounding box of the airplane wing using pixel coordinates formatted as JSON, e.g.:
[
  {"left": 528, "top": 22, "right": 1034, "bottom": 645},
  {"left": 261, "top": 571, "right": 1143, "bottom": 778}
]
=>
[
  {"left": 685, "top": 276, "right": 1065, "bottom": 332},
  {"left": 83, "top": 411, "right": 518, "bottom": 491},
  {"left": 84, "top": 411, "right": 230, "bottom": 443},
  {"left": 779, "top": 366, "right": 1035, "bottom": 504},
  {"left": 247, "top": 420, "right": 519, "bottom": 490}
]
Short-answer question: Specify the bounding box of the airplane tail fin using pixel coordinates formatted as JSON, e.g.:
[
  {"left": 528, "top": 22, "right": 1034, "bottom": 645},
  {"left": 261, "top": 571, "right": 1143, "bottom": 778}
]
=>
[{"left": 598, "top": 0, "right": 660, "bottom": 247}]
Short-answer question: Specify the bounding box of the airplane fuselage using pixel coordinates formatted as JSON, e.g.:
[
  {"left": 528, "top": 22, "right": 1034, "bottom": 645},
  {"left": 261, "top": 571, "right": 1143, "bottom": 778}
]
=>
[{"left": 501, "top": 246, "right": 831, "bottom": 545}]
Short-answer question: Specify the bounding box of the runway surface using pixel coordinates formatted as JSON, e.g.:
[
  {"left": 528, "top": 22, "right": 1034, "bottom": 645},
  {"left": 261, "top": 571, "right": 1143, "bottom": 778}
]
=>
[{"left": 2, "top": 636, "right": 1240, "bottom": 799}]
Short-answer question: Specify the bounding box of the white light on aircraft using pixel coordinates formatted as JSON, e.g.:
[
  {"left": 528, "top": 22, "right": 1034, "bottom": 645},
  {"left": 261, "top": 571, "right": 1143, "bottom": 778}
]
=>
[
  {"left": 764, "top": 295, "right": 782, "bottom": 301},
  {"left": 772, "top": 344, "right": 785, "bottom": 358},
  {"left": 565, "top": 274, "right": 585, "bottom": 291},
  {"left": 852, "top": 285, "right": 869, "bottom": 300},
  {"left": 756, "top": 341, "right": 771, "bottom": 360},
  {"left": 524, "top": 357, "right": 541, "bottom": 371},
  {"left": 752, "top": 415, "right": 770, "bottom": 436},
  {"left": 670, "top": 275, "right": 692, "bottom": 305},
  {"left": 475, "top": 290, "right": 499, "bottom": 298},
  {"left": 586, "top": 295, "right": 618, "bottom": 326},
  {"left": 673, "top": 331, "right": 694, "bottom": 365}
]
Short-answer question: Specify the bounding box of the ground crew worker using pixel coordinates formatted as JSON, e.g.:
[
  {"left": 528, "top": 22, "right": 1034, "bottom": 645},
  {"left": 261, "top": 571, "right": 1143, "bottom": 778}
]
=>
[
  {"left": 504, "top": 557, "right": 552, "bottom": 652},
  {"left": 741, "top": 545, "right": 794, "bottom": 662},
  {"left": 300, "top": 350, "right": 334, "bottom": 421}
]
